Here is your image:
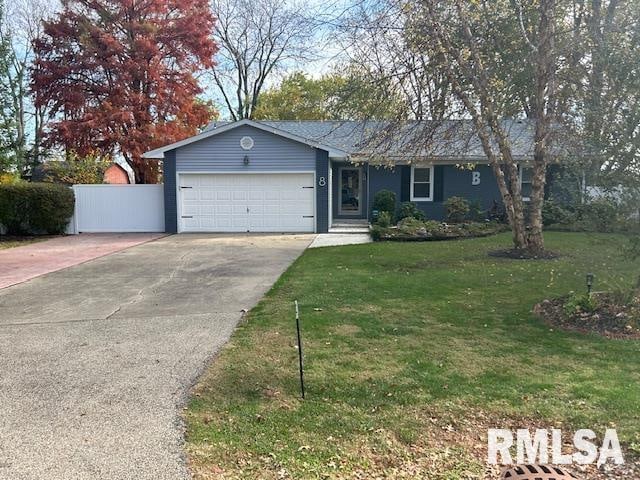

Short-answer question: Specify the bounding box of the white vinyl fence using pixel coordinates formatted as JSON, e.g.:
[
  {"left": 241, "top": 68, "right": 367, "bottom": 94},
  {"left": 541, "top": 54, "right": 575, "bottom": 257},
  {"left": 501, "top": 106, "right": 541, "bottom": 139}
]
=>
[{"left": 67, "top": 184, "right": 165, "bottom": 234}]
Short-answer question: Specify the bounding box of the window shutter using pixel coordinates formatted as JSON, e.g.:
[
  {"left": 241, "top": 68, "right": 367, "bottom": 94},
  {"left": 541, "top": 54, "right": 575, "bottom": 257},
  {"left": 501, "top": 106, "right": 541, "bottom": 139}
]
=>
[
  {"left": 434, "top": 166, "right": 444, "bottom": 202},
  {"left": 400, "top": 165, "right": 411, "bottom": 202}
]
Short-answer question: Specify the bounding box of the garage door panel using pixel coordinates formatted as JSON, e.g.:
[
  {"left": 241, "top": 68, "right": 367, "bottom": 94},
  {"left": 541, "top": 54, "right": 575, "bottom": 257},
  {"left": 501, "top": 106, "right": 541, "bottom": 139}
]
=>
[
  {"left": 213, "top": 216, "right": 232, "bottom": 228},
  {"left": 215, "top": 205, "right": 233, "bottom": 215},
  {"left": 214, "top": 191, "right": 230, "bottom": 201},
  {"left": 179, "top": 173, "right": 315, "bottom": 233},
  {"left": 182, "top": 205, "right": 200, "bottom": 216},
  {"left": 233, "top": 191, "right": 248, "bottom": 201},
  {"left": 181, "top": 189, "right": 198, "bottom": 201},
  {"left": 199, "top": 189, "right": 216, "bottom": 200}
]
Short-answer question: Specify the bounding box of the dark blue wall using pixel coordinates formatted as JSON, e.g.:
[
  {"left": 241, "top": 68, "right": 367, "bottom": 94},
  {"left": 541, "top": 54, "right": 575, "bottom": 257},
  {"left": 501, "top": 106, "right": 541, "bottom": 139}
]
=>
[
  {"left": 316, "top": 150, "right": 329, "bottom": 233},
  {"left": 368, "top": 164, "right": 503, "bottom": 220},
  {"left": 163, "top": 150, "right": 178, "bottom": 233}
]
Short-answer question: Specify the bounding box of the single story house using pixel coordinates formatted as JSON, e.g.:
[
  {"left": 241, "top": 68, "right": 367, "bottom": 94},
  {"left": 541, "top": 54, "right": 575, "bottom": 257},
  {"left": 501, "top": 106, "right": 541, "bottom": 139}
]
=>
[{"left": 142, "top": 119, "right": 560, "bottom": 234}]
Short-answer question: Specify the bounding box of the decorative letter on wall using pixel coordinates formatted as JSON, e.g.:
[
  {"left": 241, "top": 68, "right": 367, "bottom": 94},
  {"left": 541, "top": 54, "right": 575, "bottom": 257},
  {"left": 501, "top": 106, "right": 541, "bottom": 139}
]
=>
[{"left": 472, "top": 171, "right": 481, "bottom": 186}]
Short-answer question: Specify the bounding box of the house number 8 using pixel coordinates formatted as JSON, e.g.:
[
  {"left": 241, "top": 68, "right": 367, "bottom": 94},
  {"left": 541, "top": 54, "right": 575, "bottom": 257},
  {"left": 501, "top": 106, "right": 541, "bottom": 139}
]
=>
[{"left": 318, "top": 176, "right": 326, "bottom": 187}]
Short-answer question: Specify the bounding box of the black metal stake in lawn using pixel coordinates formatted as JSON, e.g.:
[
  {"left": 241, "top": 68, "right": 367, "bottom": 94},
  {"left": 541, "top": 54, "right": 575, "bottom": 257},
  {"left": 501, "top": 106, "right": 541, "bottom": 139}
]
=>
[
  {"left": 587, "top": 273, "right": 595, "bottom": 295},
  {"left": 294, "top": 300, "right": 305, "bottom": 399}
]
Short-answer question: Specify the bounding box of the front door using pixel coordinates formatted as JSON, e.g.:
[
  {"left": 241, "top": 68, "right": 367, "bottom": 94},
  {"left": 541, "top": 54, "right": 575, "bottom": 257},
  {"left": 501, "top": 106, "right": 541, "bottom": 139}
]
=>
[{"left": 338, "top": 167, "right": 362, "bottom": 216}]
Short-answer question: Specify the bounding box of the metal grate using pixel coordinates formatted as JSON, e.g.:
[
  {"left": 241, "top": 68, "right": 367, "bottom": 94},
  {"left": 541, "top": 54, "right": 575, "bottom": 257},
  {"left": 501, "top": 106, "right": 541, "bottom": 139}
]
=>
[{"left": 501, "top": 464, "right": 580, "bottom": 480}]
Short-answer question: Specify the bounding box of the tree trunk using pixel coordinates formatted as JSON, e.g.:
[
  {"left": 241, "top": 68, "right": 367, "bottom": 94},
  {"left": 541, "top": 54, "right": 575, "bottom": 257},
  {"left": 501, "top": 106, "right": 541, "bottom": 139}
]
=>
[
  {"left": 127, "top": 156, "right": 145, "bottom": 184},
  {"left": 528, "top": 155, "right": 547, "bottom": 253},
  {"left": 527, "top": 0, "right": 557, "bottom": 254}
]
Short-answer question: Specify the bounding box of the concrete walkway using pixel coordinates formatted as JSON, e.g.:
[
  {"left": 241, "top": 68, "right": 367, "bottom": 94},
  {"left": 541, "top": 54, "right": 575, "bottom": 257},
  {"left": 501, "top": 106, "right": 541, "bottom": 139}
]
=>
[
  {"left": 309, "top": 233, "right": 372, "bottom": 248},
  {"left": 0, "top": 233, "right": 312, "bottom": 480},
  {"left": 0, "top": 233, "right": 165, "bottom": 289}
]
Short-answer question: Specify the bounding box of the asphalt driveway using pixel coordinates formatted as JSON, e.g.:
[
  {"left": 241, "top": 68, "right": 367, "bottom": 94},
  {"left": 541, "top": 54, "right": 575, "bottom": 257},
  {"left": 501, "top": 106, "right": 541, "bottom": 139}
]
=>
[{"left": 0, "top": 234, "right": 312, "bottom": 480}]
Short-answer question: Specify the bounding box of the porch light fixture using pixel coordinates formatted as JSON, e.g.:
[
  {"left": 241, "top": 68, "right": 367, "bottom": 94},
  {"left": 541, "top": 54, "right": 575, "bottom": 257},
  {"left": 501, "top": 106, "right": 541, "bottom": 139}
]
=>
[
  {"left": 586, "top": 273, "right": 594, "bottom": 295},
  {"left": 243, "top": 155, "right": 250, "bottom": 166}
]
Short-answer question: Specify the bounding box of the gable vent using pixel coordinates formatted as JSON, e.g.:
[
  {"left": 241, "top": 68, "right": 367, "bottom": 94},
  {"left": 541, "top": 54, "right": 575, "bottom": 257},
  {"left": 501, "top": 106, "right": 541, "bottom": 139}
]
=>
[{"left": 240, "top": 136, "right": 254, "bottom": 150}]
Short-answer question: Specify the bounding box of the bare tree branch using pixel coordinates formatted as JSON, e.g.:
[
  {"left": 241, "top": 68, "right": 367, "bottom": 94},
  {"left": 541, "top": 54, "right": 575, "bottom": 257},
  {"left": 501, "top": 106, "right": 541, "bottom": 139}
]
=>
[{"left": 208, "top": 0, "right": 318, "bottom": 119}]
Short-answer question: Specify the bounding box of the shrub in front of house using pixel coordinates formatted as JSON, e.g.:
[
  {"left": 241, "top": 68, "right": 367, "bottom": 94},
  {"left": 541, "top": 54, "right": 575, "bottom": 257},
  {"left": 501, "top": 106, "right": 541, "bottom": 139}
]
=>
[
  {"left": 396, "top": 201, "right": 425, "bottom": 222},
  {"left": 0, "top": 183, "right": 75, "bottom": 235},
  {"left": 444, "top": 196, "right": 470, "bottom": 223},
  {"left": 575, "top": 198, "right": 621, "bottom": 232},
  {"left": 373, "top": 189, "right": 396, "bottom": 219},
  {"left": 468, "top": 199, "right": 486, "bottom": 222},
  {"left": 376, "top": 211, "right": 393, "bottom": 228},
  {"left": 542, "top": 198, "right": 575, "bottom": 226},
  {"left": 544, "top": 197, "right": 638, "bottom": 233}
]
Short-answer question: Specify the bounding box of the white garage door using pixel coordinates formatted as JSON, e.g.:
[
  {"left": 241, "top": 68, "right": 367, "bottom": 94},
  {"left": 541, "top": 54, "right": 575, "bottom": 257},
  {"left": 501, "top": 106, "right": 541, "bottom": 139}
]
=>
[{"left": 179, "top": 173, "right": 315, "bottom": 232}]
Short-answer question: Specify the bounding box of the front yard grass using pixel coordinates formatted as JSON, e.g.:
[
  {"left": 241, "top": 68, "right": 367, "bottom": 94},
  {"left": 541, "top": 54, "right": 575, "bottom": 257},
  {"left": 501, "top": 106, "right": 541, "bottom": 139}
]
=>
[{"left": 186, "top": 232, "right": 640, "bottom": 479}]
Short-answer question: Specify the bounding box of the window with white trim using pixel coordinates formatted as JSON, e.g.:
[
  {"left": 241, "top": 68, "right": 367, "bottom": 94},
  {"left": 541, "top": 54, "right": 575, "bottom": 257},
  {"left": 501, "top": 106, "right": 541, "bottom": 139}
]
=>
[
  {"left": 410, "top": 166, "right": 434, "bottom": 201},
  {"left": 519, "top": 166, "right": 533, "bottom": 202}
]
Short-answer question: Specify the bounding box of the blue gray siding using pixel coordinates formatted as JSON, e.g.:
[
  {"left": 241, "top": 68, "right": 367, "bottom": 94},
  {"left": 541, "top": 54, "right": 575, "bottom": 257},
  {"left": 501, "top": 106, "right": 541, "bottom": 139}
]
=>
[
  {"left": 175, "top": 125, "right": 316, "bottom": 172},
  {"left": 316, "top": 150, "right": 329, "bottom": 233},
  {"left": 368, "top": 164, "right": 502, "bottom": 220},
  {"left": 163, "top": 150, "right": 178, "bottom": 233}
]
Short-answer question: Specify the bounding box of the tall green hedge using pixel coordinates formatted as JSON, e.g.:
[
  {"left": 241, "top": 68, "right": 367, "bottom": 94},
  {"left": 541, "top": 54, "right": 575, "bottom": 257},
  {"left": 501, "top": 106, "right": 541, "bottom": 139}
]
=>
[{"left": 0, "top": 183, "right": 75, "bottom": 235}]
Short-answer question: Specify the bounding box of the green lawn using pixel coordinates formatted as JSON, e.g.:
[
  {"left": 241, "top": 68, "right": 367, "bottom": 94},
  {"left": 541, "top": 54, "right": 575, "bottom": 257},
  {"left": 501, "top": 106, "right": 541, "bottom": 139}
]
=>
[{"left": 186, "top": 232, "right": 640, "bottom": 479}]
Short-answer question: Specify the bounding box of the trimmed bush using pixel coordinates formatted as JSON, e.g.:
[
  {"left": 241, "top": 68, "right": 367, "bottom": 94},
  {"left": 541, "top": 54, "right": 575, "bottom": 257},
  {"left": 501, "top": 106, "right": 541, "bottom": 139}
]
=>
[
  {"left": 397, "top": 201, "right": 425, "bottom": 222},
  {"left": 468, "top": 199, "right": 485, "bottom": 222},
  {"left": 373, "top": 189, "right": 396, "bottom": 217},
  {"left": 0, "top": 183, "right": 75, "bottom": 235},
  {"left": 444, "top": 196, "right": 470, "bottom": 223},
  {"left": 376, "top": 211, "right": 393, "bottom": 228}
]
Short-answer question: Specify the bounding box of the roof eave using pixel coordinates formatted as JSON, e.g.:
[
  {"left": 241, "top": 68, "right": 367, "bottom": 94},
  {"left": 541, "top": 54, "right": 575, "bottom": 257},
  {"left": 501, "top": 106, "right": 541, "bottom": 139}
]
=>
[{"left": 142, "top": 119, "right": 350, "bottom": 159}]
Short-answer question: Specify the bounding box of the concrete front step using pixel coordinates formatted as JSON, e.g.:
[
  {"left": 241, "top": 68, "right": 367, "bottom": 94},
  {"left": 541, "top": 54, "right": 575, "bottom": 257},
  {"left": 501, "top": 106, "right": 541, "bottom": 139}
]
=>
[
  {"left": 331, "top": 220, "right": 369, "bottom": 226},
  {"left": 328, "top": 227, "right": 371, "bottom": 234}
]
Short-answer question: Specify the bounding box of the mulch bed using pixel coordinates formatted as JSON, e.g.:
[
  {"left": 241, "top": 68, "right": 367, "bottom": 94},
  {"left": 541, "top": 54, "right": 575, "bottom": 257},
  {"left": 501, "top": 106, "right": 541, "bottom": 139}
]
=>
[
  {"left": 489, "top": 248, "right": 560, "bottom": 260},
  {"left": 374, "top": 222, "right": 507, "bottom": 242},
  {"left": 533, "top": 292, "right": 640, "bottom": 339},
  {"left": 377, "top": 230, "right": 500, "bottom": 242}
]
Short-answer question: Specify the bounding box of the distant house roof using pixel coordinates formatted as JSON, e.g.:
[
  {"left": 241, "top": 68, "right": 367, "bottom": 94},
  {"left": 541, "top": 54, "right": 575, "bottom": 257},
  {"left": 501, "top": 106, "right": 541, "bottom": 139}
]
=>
[{"left": 144, "top": 119, "right": 583, "bottom": 162}]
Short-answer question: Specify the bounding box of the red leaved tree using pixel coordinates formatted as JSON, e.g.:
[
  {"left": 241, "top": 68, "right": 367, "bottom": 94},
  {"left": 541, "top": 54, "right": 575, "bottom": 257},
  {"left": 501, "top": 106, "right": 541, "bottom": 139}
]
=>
[{"left": 32, "top": 0, "right": 217, "bottom": 183}]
